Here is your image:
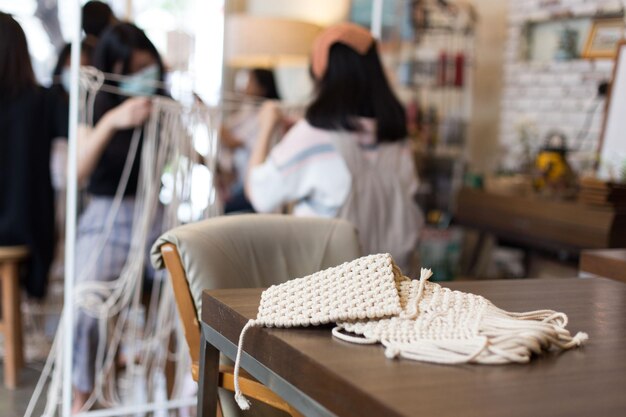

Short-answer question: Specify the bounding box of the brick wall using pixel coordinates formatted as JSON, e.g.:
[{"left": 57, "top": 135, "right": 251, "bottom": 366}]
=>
[{"left": 499, "top": 0, "right": 624, "bottom": 172}]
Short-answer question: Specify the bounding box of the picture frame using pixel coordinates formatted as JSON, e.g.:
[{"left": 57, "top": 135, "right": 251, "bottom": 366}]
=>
[
  {"left": 583, "top": 18, "right": 625, "bottom": 59},
  {"left": 523, "top": 17, "right": 591, "bottom": 62}
]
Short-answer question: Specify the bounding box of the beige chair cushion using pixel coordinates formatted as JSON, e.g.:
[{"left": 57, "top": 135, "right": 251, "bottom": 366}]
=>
[{"left": 151, "top": 214, "right": 362, "bottom": 314}]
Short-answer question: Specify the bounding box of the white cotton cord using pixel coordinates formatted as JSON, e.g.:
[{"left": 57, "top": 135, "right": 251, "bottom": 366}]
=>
[
  {"left": 74, "top": 99, "right": 164, "bottom": 321},
  {"left": 233, "top": 319, "right": 257, "bottom": 410},
  {"left": 332, "top": 326, "right": 378, "bottom": 344},
  {"left": 569, "top": 332, "right": 589, "bottom": 346},
  {"left": 89, "top": 105, "right": 161, "bottom": 406},
  {"left": 93, "top": 69, "right": 306, "bottom": 115},
  {"left": 30, "top": 66, "right": 222, "bottom": 414},
  {"left": 74, "top": 126, "right": 141, "bottom": 297},
  {"left": 23, "top": 321, "right": 60, "bottom": 417},
  {"left": 382, "top": 336, "right": 489, "bottom": 364},
  {"left": 42, "top": 330, "right": 63, "bottom": 417},
  {"left": 470, "top": 307, "right": 589, "bottom": 364},
  {"left": 80, "top": 66, "right": 105, "bottom": 126},
  {"left": 400, "top": 268, "right": 433, "bottom": 320},
  {"left": 79, "top": 86, "right": 89, "bottom": 127}
]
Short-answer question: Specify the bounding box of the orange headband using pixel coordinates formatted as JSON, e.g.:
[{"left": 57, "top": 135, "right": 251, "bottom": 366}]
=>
[{"left": 311, "top": 22, "right": 375, "bottom": 80}]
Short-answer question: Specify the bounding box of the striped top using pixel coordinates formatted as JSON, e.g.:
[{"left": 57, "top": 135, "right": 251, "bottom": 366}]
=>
[{"left": 248, "top": 118, "right": 417, "bottom": 217}]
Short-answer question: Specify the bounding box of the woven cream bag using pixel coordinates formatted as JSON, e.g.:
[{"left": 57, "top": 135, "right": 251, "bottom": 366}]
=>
[{"left": 232, "top": 253, "right": 588, "bottom": 409}]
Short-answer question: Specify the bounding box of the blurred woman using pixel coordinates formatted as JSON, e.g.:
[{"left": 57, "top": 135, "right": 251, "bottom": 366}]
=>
[
  {"left": 0, "top": 12, "right": 66, "bottom": 299},
  {"left": 71, "top": 22, "right": 164, "bottom": 413},
  {"left": 219, "top": 68, "right": 280, "bottom": 212},
  {"left": 245, "top": 23, "right": 422, "bottom": 271}
]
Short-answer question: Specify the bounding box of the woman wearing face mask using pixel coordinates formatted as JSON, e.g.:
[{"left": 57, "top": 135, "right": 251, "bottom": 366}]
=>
[
  {"left": 0, "top": 12, "right": 68, "bottom": 300},
  {"left": 245, "top": 23, "right": 423, "bottom": 273},
  {"left": 71, "top": 22, "right": 165, "bottom": 413}
]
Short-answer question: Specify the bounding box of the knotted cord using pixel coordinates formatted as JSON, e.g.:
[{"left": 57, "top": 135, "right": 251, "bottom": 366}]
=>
[{"left": 26, "top": 67, "right": 221, "bottom": 416}]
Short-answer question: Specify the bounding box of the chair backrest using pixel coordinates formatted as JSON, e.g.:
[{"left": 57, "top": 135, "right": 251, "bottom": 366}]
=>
[{"left": 151, "top": 214, "right": 361, "bottom": 378}]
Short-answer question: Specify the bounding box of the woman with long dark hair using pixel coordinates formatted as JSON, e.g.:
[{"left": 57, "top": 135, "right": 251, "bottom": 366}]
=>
[
  {"left": 0, "top": 12, "right": 66, "bottom": 299},
  {"left": 71, "top": 22, "right": 165, "bottom": 412},
  {"left": 245, "top": 23, "right": 422, "bottom": 271}
]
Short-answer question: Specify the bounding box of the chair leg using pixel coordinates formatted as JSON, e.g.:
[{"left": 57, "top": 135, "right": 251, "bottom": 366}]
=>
[
  {"left": 198, "top": 330, "right": 220, "bottom": 417},
  {"left": 2, "top": 261, "right": 23, "bottom": 389}
]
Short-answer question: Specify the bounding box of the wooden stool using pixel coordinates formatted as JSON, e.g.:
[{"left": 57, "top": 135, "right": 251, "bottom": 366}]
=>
[{"left": 0, "top": 246, "right": 28, "bottom": 389}]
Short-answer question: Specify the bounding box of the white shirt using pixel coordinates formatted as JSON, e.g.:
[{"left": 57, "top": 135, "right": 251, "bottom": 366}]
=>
[{"left": 248, "top": 119, "right": 417, "bottom": 218}]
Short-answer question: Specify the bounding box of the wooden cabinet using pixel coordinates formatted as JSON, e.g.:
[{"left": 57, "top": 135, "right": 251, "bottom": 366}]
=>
[
  {"left": 580, "top": 249, "right": 626, "bottom": 283},
  {"left": 455, "top": 188, "right": 626, "bottom": 253}
]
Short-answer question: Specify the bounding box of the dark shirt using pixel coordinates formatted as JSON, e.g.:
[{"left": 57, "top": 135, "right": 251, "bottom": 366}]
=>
[
  {"left": 87, "top": 92, "right": 143, "bottom": 196},
  {"left": 0, "top": 86, "right": 65, "bottom": 298}
]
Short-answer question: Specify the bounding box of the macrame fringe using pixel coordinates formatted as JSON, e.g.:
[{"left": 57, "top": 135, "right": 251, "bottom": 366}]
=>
[
  {"left": 379, "top": 300, "right": 588, "bottom": 365},
  {"left": 332, "top": 267, "right": 588, "bottom": 366},
  {"left": 365, "top": 270, "right": 587, "bottom": 366}
]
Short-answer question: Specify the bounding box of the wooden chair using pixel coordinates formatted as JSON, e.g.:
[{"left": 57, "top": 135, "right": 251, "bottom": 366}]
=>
[
  {"left": 152, "top": 214, "right": 361, "bottom": 417},
  {"left": 0, "top": 245, "right": 28, "bottom": 389},
  {"left": 160, "top": 243, "right": 303, "bottom": 417}
]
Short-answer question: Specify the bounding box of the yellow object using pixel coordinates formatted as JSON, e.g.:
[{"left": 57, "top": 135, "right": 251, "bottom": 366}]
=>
[{"left": 534, "top": 150, "right": 571, "bottom": 189}]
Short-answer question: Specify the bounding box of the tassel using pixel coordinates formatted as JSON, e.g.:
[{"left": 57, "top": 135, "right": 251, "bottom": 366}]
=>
[
  {"left": 380, "top": 304, "right": 588, "bottom": 366},
  {"left": 400, "top": 268, "right": 432, "bottom": 320},
  {"left": 233, "top": 319, "right": 256, "bottom": 410},
  {"left": 571, "top": 332, "right": 589, "bottom": 346},
  {"left": 235, "top": 392, "right": 251, "bottom": 410}
]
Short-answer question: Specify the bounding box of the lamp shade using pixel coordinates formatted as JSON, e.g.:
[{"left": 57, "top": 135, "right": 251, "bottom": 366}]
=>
[
  {"left": 246, "top": 0, "right": 350, "bottom": 26},
  {"left": 224, "top": 14, "right": 323, "bottom": 68}
]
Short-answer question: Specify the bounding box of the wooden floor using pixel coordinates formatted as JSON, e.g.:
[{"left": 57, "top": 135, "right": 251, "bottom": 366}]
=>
[{"left": 0, "top": 361, "right": 45, "bottom": 417}]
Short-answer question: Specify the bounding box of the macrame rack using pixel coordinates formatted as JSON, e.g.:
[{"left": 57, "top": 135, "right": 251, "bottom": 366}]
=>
[
  {"left": 80, "top": 66, "right": 307, "bottom": 117},
  {"left": 27, "top": 60, "right": 308, "bottom": 416},
  {"left": 26, "top": 67, "right": 221, "bottom": 417}
]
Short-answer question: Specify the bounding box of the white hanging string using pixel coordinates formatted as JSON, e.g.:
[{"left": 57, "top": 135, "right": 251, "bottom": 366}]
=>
[
  {"left": 27, "top": 64, "right": 307, "bottom": 416},
  {"left": 79, "top": 66, "right": 307, "bottom": 116},
  {"left": 26, "top": 67, "right": 221, "bottom": 417}
]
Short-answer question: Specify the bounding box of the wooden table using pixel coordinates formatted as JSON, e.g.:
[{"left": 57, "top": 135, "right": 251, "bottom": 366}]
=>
[
  {"left": 580, "top": 249, "right": 626, "bottom": 283},
  {"left": 200, "top": 278, "right": 626, "bottom": 417},
  {"left": 455, "top": 188, "right": 626, "bottom": 253}
]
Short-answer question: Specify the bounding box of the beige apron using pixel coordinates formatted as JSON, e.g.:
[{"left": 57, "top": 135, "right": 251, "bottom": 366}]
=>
[{"left": 332, "top": 135, "right": 423, "bottom": 274}]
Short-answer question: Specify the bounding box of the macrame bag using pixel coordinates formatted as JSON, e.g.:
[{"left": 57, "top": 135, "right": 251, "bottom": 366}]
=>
[{"left": 232, "top": 253, "right": 588, "bottom": 410}]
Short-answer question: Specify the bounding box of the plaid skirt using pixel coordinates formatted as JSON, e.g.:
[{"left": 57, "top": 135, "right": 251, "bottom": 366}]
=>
[
  {"left": 75, "top": 197, "right": 135, "bottom": 286},
  {"left": 73, "top": 196, "right": 161, "bottom": 392}
]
